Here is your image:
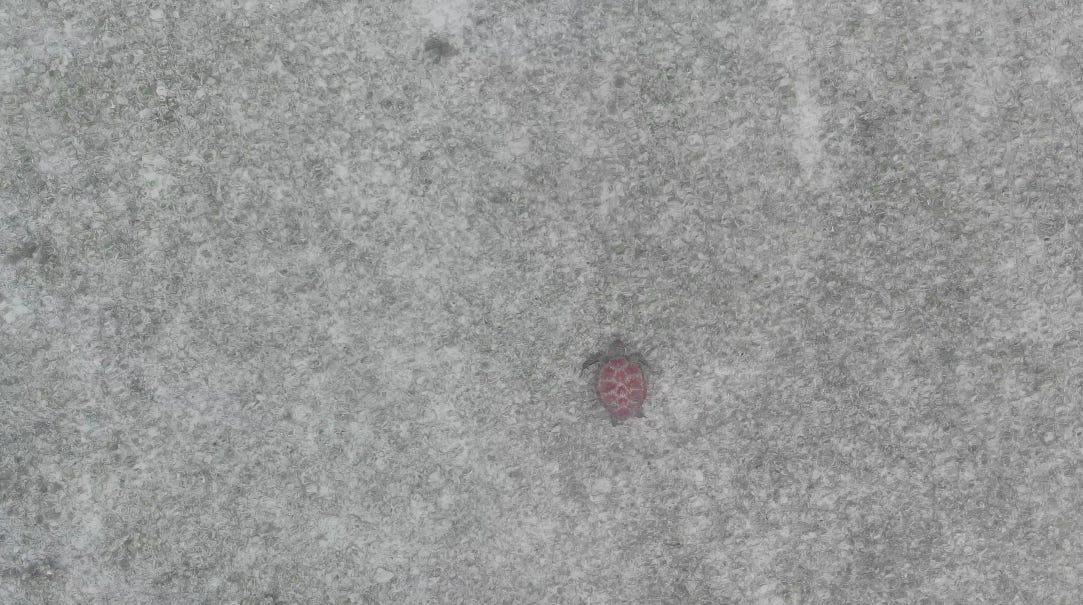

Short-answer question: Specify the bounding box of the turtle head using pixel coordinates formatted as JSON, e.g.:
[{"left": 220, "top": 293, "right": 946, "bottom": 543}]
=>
[{"left": 583, "top": 338, "right": 626, "bottom": 372}]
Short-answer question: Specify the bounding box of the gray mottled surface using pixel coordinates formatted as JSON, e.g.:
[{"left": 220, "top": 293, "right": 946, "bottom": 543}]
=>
[{"left": 2, "top": 0, "right": 1082, "bottom": 603}]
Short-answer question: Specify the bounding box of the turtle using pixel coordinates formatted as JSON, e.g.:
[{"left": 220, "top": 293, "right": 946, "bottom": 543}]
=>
[{"left": 582, "top": 338, "right": 648, "bottom": 425}]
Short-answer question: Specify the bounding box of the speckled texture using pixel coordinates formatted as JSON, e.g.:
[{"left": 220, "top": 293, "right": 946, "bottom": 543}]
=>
[{"left": 2, "top": 0, "right": 1082, "bottom": 603}]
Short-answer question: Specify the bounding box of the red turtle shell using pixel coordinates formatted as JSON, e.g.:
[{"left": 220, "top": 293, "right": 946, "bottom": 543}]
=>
[{"left": 594, "top": 356, "right": 647, "bottom": 422}]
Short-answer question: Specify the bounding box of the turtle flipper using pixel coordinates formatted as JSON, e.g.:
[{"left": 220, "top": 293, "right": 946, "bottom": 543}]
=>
[
  {"left": 627, "top": 354, "right": 649, "bottom": 370},
  {"left": 581, "top": 354, "right": 602, "bottom": 373}
]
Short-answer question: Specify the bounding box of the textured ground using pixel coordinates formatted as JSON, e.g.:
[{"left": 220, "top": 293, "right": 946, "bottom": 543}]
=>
[{"left": 2, "top": 0, "right": 1083, "bottom": 603}]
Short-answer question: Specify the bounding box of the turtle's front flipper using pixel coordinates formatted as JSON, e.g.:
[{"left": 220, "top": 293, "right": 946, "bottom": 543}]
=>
[{"left": 581, "top": 354, "right": 601, "bottom": 373}]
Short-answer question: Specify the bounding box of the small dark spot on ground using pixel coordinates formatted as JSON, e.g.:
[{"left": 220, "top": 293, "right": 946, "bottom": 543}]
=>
[
  {"left": 5, "top": 239, "right": 59, "bottom": 267},
  {"left": 25, "top": 557, "right": 62, "bottom": 580},
  {"left": 423, "top": 35, "right": 458, "bottom": 63},
  {"left": 614, "top": 74, "right": 626, "bottom": 87},
  {"left": 129, "top": 375, "right": 147, "bottom": 395},
  {"left": 6, "top": 242, "right": 38, "bottom": 264}
]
